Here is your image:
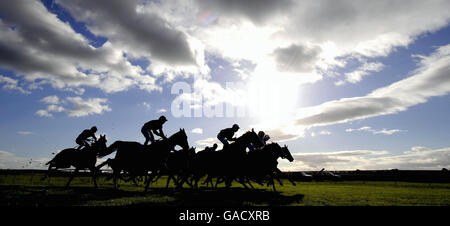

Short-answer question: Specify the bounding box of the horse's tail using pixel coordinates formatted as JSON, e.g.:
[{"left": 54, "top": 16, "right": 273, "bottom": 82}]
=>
[{"left": 98, "top": 141, "right": 120, "bottom": 158}]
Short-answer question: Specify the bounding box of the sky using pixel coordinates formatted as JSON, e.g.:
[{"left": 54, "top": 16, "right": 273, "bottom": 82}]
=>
[{"left": 0, "top": 0, "right": 449, "bottom": 171}]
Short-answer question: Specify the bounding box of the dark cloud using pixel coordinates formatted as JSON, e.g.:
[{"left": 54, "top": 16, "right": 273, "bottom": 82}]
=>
[
  {"left": 195, "top": 0, "right": 294, "bottom": 24},
  {"left": 272, "top": 44, "right": 321, "bottom": 73},
  {"left": 57, "top": 0, "right": 197, "bottom": 66},
  {"left": 0, "top": 42, "right": 87, "bottom": 82},
  {"left": 0, "top": 1, "right": 107, "bottom": 62},
  {"left": 295, "top": 96, "right": 405, "bottom": 127},
  {"left": 0, "top": 0, "right": 161, "bottom": 93}
]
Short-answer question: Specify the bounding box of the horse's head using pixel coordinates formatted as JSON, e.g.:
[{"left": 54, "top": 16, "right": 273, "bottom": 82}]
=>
[
  {"left": 281, "top": 145, "right": 294, "bottom": 162},
  {"left": 238, "top": 128, "right": 264, "bottom": 148},
  {"left": 169, "top": 128, "right": 189, "bottom": 150},
  {"left": 94, "top": 134, "right": 108, "bottom": 156}
]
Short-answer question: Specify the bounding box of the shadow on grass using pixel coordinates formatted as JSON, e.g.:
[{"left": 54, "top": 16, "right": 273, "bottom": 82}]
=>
[{"left": 0, "top": 185, "right": 304, "bottom": 206}]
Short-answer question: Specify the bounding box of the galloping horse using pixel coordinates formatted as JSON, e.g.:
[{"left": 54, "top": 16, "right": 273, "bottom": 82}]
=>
[
  {"left": 43, "top": 135, "right": 108, "bottom": 188},
  {"left": 194, "top": 129, "right": 264, "bottom": 188},
  {"left": 246, "top": 143, "right": 295, "bottom": 191},
  {"left": 155, "top": 147, "right": 196, "bottom": 188},
  {"left": 96, "top": 129, "right": 189, "bottom": 190}
]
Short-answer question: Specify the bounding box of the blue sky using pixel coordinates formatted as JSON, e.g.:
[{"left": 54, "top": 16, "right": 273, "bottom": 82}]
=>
[{"left": 0, "top": 0, "right": 449, "bottom": 170}]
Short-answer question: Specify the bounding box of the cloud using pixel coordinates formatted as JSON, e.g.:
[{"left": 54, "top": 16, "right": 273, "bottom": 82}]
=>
[
  {"left": 157, "top": 109, "right": 167, "bottom": 113},
  {"left": 337, "top": 61, "right": 385, "bottom": 85},
  {"left": 195, "top": 0, "right": 294, "bottom": 25},
  {"left": 278, "top": 1, "right": 450, "bottom": 57},
  {"left": 17, "top": 131, "right": 34, "bottom": 135},
  {"left": 188, "top": 0, "right": 450, "bottom": 81},
  {"left": 57, "top": 0, "right": 208, "bottom": 81},
  {"left": 280, "top": 146, "right": 450, "bottom": 171},
  {"left": 173, "top": 78, "right": 248, "bottom": 115},
  {"left": 311, "top": 130, "right": 332, "bottom": 137},
  {"left": 319, "top": 130, "right": 332, "bottom": 135},
  {"left": 40, "top": 95, "right": 60, "bottom": 105},
  {"left": 2, "top": 0, "right": 448, "bottom": 101},
  {"left": 2, "top": 0, "right": 449, "bottom": 97},
  {"left": 58, "top": 0, "right": 196, "bottom": 65},
  {"left": 252, "top": 44, "right": 450, "bottom": 142},
  {"left": 0, "top": 150, "right": 48, "bottom": 169},
  {"left": 162, "top": 0, "right": 450, "bottom": 127},
  {"left": 142, "top": 102, "right": 151, "bottom": 110},
  {"left": 0, "top": 74, "right": 30, "bottom": 94},
  {"left": 346, "top": 126, "right": 404, "bottom": 135},
  {"left": 36, "top": 95, "right": 111, "bottom": 117},
  {"left": 195, "top": 137, "right": 219, "bottom": 148},
  {"left": 0, "top": 0, "right": 161, "bottom": 94},
  {"left": 372, "top": 129, "right": 404, "bottom": 135},
  {"left": 295, "top": 44, "right": 450, "bottom": 128},
  {"left": 46, "top": 104, "right": 65, "bottom": 113},
  {"left": 66, "top": 97, "right": 111, "bottom": 117},
  {"left": 272, "top": 44, "right": 322, "bottom": 74},
  {"left": 35, "top": 109, "right": 53, "bottom": 118},
  {"left": 191, "top": 128, "right": 203, "bottom": 134}
]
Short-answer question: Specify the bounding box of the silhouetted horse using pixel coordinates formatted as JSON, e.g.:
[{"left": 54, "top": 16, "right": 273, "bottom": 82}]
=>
[
  {"left": 153, "top": 147, "right": 196, "bottom": 188},
  {"left": 96, "top": 129, "right": 189, "bottom": 190},
  {"left": 246, "top": 143, "right": 295, "bottom": 191},
  {"left": 194, "top": 129, "right": 264, "bottom": 188},
  {"left": 43, "top": 135, "right": 108, "bottom": 188}
]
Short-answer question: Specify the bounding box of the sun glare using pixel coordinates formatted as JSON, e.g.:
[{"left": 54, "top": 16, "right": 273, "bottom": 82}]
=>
[{"left": 247, "top": 63, "right": 300, "bottom": 129}]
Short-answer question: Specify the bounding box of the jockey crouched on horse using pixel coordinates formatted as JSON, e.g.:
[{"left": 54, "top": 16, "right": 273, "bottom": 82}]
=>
[
  {"left": 204, "top": 143, "right": 218, "bottom": 152},
  {"left": 76, "top": 126, "right": 98, "bottom": 151},
  {"left": 141, "top": 116, "right": 168, "bottom": 146},
  {"left": 217, "top": 124, "right": 240, "bottom": 149},
  {"left": 248, "top": 131, "right": 270, "bottom": 152}
]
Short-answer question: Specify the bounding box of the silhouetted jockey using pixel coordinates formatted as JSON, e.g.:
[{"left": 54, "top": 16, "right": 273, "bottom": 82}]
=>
[
  {"left": 217, "top": 124, "right": 239, "bottom": 147},
  {"left": 248, "top": 131, "right": 270, "bottom": 151},
  {"left": 204, "top": 143, "right": 218, "bottom": 152},
  {"left": 141, "top": 116, "right": 168, "bottom": 145},
  {"left": 76, "top": 126, "right": 97, "bottom": 150}
]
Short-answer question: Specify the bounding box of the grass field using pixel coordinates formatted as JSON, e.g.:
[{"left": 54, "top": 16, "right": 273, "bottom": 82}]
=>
[{"left": 1, "top": 172, "right": 449, "bottom": 206}]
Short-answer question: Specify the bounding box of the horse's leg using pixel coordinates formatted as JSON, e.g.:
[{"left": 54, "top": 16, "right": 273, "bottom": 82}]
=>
[
  {"left": 132, "top": 176, "right": 139, "bottom": 186},
  {"left": 275, "top": 168, "right": 296, "bottom": 186},
  {"left": 225, "top": 176, "right": 233, "bottom": 188},
  {"left": 240, "top": 178, "right": 249, "bottom": 189},
  {"left": 192, "top": 175, "right": 200, "bottom": 189},
  {"left": 90, "top": 167, "right": 98, "bottom": 188},
  {"left": 246, "top": 177, "right": 255, "bottom": 189},
  {"left": 151, "top": 171, "right": 162, "bottom": 184},
  {"left": 176, "top": 174, "right": 190, "bottom": 189},
  {"left": 41, "top": 163, "right": 53, "bottom": 181},
  {"left": 144, "top": 171, "right": 155, "bottom": 192},
  {"left": 266, "top": 177, "right": 272, "bottom": 188},
  {"left": 96, "top": 158, "right": 110, "bottom": 170},
  {"left": 66, "top": 168, "right": 78, "bottom": 188},
  {"left": 202, "top": 175, "right": 211, "bottom": 185},
  {"left": 144, "top": 175, "right": 151, "bottom": 192},
  {"left": 275, "top": 176, "right": 284, "bottom": 186},
  {"left": 165, "top": 174, "right": 173, "bottom": 188},
  {"left": 112, "top": 168, "right": 120, "bottom": 189},
  {"left": 182, "top": 174, "right": 193, "bottom": 188},
  {"left": 215, "top": 176, "right": 224, "bottom": 188},
  {"left": 194, "top": 174, "right": 201, "bottom": 189},
  {"left": 271, "top": 177, "right": 276, "bottom": 192},
  {"left": 174, "top": 174, "right": 182, "bottom": 189}
]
